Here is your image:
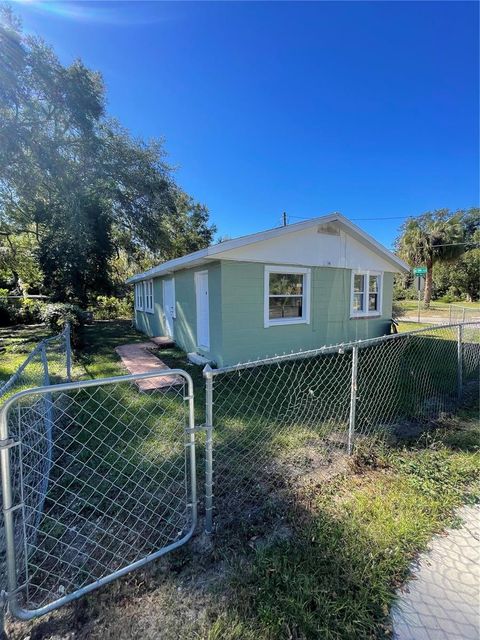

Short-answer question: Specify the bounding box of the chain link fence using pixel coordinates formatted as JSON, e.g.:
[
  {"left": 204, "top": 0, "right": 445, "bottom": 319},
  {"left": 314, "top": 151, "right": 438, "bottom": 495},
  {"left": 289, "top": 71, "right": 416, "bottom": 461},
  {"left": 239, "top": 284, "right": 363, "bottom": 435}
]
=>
[
  {"left": 447, "top": 305, "right": 480, "bottom": 325},
  {"left": 395, "top": 301, "right": 480, "bottom": 325},
  {"left": 205, "top": 322, "right": 480, "bottom": 532},
  {"left": 0, "top": 323, "right": 72, "bottom": 403},
  {"left": 0, "top": 321, "right": 478, "bottom": 627},
  {"left": 0, "top": 370, "right": 196, "bottom": 619},
  {"left": 0, "top": 324, "right": 72, "bottom": 607}
]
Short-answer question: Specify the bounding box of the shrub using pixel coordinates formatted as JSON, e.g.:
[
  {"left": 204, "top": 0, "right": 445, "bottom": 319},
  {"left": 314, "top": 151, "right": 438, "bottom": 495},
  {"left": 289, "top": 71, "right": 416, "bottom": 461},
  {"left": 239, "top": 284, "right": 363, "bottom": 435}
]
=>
[
  {"left": 94, "top": 295, "right": 133, "bottom": 320},
  {"left": 40, "top": 303, "right": 87, "bottom": 347},
  {"left": 0, "top": 299, "right": 17, "bottom": 326},
  {"left": 18, "top": 298, "right": 46, "bottom": 324},
  {"left": 393, "top": 285, "right": 417, "bottom": 301},
  {"left": 436, "top": 289, "right": 467, "bottom": 304}
]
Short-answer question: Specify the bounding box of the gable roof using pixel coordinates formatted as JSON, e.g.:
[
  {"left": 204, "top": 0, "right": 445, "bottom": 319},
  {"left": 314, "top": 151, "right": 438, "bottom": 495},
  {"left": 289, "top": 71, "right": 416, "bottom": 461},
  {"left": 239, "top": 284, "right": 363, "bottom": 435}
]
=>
[{"left": 126, "top": 212, "right": 409, "bottom": 283}]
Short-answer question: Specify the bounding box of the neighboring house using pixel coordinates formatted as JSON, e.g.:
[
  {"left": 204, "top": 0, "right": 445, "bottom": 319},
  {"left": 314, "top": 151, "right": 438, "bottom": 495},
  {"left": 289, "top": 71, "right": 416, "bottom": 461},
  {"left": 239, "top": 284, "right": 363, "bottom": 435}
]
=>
[{"left": 127, "top": 213, "right": 409, "bottom": 367}]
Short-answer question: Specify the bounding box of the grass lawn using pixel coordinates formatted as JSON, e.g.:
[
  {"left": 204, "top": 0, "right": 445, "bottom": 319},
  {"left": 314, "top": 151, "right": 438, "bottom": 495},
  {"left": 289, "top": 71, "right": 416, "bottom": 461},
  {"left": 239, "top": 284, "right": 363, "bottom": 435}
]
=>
[
  {"left": 0, "top": 324, "right": 53, "bottom": 380},
  {"left": 397, "top": 321, "right": 432, "bottom": 332},
  {"left": 2, "top": 320, "right": 479, "bottom": 640}
]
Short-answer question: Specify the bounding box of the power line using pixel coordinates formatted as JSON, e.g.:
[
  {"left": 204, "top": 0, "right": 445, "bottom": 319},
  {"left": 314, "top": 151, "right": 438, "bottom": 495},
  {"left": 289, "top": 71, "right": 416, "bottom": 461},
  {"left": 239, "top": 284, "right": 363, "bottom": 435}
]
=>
[{"left": 288, "top": 214, "right": 425, "bottom": 222}]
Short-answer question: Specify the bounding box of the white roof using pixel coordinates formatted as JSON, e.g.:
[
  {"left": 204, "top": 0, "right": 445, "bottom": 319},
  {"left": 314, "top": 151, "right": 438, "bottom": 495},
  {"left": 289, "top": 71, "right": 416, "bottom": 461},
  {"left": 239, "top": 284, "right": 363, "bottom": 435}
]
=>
[{"left": 126, "top": 212, "right": 409, "bottom": 284}]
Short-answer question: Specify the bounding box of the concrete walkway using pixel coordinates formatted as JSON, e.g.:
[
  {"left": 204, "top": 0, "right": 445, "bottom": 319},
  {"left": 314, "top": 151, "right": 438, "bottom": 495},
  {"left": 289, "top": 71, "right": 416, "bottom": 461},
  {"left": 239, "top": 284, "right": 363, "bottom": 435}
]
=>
[
  {"left": 115, "top": 342, "right": 183, "bottom": 391},
  {"left": 392, "top": 504, "right": 480, "bottom": 640}
]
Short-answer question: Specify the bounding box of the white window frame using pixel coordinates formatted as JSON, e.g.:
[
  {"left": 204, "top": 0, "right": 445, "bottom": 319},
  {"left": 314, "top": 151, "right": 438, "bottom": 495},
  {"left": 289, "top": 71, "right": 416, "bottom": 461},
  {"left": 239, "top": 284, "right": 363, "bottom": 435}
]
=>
[
  {"left": 144, "top": 279, "right": 154, "bottom": 314},
  {"left": 350, "top": 270, "right": 383, "bottom": 318},
  {"left": 134, "top": 282, "right": 144, "bottom": 311},
  {"left": 264, "top": 265, "right": 311, "bottom": 328}
]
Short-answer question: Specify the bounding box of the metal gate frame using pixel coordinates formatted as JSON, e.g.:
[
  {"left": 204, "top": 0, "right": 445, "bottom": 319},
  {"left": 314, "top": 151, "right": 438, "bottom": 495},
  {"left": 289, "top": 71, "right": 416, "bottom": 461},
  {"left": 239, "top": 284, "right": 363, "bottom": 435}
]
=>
[{"left": 0, "top": 369, "right": 198, "bottom": 622}]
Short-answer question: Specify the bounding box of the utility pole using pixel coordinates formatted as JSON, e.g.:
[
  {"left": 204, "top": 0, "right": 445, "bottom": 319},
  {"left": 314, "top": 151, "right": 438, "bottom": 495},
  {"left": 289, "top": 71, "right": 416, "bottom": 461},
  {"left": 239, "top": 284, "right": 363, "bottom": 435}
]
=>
[{"left": 282, "top": 211, "right": 287, "bottom": 226}]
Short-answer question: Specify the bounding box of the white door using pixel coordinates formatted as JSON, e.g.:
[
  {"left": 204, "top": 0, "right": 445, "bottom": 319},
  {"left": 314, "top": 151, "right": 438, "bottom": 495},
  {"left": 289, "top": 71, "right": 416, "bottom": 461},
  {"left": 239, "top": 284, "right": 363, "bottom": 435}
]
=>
[
  {"left": 162, "top": 278, "right": 175, "bottom": 338},
  {"left": 195, "top": 271, "right": 210, "bottom": 350}
]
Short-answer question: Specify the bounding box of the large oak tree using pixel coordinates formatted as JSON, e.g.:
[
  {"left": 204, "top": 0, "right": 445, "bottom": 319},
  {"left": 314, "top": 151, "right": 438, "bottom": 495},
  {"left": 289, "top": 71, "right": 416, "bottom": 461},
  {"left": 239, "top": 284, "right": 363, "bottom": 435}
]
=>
[{"left": 0, "top": 7, "right": 215, "bottom": 303}]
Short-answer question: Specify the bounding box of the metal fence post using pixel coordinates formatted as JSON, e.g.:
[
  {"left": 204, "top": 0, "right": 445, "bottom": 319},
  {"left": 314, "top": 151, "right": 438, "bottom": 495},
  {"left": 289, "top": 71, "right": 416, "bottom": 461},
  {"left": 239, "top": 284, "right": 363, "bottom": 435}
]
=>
[
  {"left": 40, "top": 344, "right": 54, "bottom": 521},
  {"left": 457, "top": 324, "right": 463, "bottom": 401},
  {"left": 0, "top": 406, "right": 19, "bottom": 619},
  {"left": 449, "top": 305, "right": 452, "bottom": 324},
  {"left": 462, "top": 307, "right": 466, "bottom": 323},
  {"left": 347, "top": 346, "right": 358, "bottom": 455},
  {"left": 203, "top": 365, "right": 214, "bottom": 534},
  {"left": 65, "top": 322, "right": 72, "bottom": 382}
]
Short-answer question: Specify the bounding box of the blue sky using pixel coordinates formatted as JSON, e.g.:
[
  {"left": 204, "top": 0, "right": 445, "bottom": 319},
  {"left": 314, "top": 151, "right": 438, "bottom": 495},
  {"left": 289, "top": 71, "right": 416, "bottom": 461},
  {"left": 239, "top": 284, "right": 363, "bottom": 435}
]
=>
[{"left": 13, "top": 1, "right": 479, "bottom": 248}]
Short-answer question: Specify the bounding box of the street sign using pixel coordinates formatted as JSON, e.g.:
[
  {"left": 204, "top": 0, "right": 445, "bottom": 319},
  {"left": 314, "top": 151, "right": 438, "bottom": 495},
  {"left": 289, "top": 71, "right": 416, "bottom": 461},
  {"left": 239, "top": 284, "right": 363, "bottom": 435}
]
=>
[
  {"left": 413, "top": 266, "right": 427, "bottom": 276},
  {"left": 414, "top": 275, "right": 425, "bottom": 292}
]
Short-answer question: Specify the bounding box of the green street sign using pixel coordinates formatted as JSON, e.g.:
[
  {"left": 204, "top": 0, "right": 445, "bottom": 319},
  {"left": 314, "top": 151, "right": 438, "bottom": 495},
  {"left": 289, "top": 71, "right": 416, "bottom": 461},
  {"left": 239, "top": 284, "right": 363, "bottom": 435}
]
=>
[{"left": 413, "top": 266, "right": 427, "bottom": 276}]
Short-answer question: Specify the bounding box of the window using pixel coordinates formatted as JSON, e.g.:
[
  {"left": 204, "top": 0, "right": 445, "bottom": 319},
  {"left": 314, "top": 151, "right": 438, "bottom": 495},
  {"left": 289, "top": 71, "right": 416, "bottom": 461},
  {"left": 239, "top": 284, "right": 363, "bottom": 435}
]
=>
[
  {"left": 134, "top": 282, "right": 144, "bottom": 311},
  {"left": 351, "top": 271, "right": 382, "bottom": 317},
  {"left": 144, "top": 279, "right": 154, "bottom": 313},
  {"left": 264, "top": 265, "right": 311, "bottom": 327}
]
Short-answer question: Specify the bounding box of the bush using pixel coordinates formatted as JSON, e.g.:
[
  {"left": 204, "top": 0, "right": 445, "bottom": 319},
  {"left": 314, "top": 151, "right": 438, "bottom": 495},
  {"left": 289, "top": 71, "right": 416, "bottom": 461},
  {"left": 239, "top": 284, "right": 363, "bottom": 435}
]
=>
[
  {"left": 18, "top": 298, "right": 46, "bottom": 324},
  {"left": 0, "top": 299, "right": 17, "bottom": 326},
  {"left": 393, "top": 285, "right": 417, "bottom": 301},
  {"left": 40, "top": 303, "right": 87, "bottom": 347},
  {"left": 436, "top": 289, "right": 467, "bottom": 304},
  {"left": 93, "top": 295, "right": 133, "bottom": 320}
]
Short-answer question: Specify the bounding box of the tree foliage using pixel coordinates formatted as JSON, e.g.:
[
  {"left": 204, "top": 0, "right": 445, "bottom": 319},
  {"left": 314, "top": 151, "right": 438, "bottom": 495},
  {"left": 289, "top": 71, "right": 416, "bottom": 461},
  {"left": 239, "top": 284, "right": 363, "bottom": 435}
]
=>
[
  {"left": 0, "top": 7, "right": 216, "bottom": 304},
  {"left": 394, "top": 209, "right": 475, "bottom": 306}
]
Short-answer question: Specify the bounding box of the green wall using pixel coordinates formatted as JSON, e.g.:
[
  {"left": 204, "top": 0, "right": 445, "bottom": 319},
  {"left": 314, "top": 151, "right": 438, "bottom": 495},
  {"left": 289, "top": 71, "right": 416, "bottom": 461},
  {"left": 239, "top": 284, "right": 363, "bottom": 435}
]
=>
[
  {"left": 135, "top": 260, "right": 394, "bottom": 367},
  {"left": 220, "top": 261, "right": 394, "bottom": 366},
  {"left": 134, "top": 263, "right": 223, "bottom": 364},
  {"left": 134, "top": 278, "right": 165, "bottom": 337}
]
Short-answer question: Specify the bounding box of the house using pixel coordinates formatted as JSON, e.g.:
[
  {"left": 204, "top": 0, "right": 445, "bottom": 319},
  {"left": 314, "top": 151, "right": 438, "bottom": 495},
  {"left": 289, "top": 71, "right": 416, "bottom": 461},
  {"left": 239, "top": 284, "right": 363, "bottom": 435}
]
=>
[{"left": 127, "top": 213, "right": 409, "bottom": 367}]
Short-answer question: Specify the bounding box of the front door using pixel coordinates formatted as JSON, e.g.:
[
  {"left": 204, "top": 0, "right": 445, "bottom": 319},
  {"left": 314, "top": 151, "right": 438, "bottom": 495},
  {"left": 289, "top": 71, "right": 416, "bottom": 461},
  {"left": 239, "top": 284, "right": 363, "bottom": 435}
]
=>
[
  {"left": 163, "top": 278, "right": 175, "bottom": 337},
  {"left": 195, "top": 271, "right": 210, "bottom": 350}
]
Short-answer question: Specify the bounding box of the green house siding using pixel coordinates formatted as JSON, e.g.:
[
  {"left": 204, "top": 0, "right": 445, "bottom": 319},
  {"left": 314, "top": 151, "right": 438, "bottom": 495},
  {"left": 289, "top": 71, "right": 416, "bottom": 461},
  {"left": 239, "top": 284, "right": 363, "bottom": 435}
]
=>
[
  {"left": 173, "top": 264, "right": 223, "bottom": 363},
  {"left": 134, "top": 278, "right": 166, "bottom": 337},
  {"left": 134, "top": 263, "right": 223, "bottom": 365},
  {"left": 135, "top": 260, "right": 394, "bottom": 367},
  {"left": 219, "top": 261, "right": 394, "bottom": 365}
]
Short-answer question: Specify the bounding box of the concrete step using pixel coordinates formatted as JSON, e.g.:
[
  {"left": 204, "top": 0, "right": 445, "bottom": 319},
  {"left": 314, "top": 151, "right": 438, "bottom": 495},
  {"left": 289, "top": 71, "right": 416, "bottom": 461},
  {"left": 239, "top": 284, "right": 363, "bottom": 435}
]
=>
[{"left": 150, "top": 336, "right": 175, "bottom": 348}]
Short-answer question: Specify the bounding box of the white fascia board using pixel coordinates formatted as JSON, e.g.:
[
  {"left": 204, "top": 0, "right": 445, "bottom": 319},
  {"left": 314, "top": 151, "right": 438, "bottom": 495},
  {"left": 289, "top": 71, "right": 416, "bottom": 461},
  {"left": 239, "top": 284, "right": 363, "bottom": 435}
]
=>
[
  {"left": 126, "top": 212, "right": 409, "bottom": 283},
  {"left": 335, "top": 217, "right": 410, "bottom": 273}
]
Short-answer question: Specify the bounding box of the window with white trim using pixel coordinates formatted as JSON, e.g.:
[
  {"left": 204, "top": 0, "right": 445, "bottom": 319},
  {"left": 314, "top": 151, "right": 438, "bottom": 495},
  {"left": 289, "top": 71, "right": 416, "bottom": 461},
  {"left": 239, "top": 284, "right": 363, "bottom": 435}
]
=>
[
  {"left": 351, "top": 271, "right": 382, "bottom": 317},
  {"left": 264, "top": 265, "right": 311, "bottom": 327},
  {"left": 134, "top": 282, "right": 144, "bottom": 311},
  {"left": 144, "top": 279, "right": 154, "bottom": 313}
]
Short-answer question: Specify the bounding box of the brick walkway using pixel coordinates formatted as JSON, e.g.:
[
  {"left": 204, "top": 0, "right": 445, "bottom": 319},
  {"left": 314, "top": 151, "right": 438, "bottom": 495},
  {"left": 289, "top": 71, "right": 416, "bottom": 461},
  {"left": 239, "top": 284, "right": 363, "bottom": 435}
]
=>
[
  {"left": 392, "top": 504, "right": 480, "bottom": 640},
  {"left": 115, "top": 342, "right": 183, "bottom": 391}
]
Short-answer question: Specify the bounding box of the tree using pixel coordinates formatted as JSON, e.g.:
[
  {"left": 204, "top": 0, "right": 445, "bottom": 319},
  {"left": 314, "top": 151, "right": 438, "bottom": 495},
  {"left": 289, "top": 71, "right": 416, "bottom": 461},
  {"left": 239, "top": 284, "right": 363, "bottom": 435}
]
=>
[
  {"left": 395, "top": 209, "right": 466, "bottom": 307},
  {"left": 38, "top": 193, "right": 114, "bottom": 304},
  {"left": 433, "top": 221, "right": 480, "bottom": 301},
  {"left": 0, "top": 7, "right": 216, "bottom": 303}
]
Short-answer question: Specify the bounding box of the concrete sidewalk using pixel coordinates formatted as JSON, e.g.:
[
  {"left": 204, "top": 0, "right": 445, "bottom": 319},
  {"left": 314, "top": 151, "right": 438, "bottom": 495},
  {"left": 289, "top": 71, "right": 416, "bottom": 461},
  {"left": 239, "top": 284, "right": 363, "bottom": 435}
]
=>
[{"left": 392, "top": 504, "right": 480, "bottom": 640}]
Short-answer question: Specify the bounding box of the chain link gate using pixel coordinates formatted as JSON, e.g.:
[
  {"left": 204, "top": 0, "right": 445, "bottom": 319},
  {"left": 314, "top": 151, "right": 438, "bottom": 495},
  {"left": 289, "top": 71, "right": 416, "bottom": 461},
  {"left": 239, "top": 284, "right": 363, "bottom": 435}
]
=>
[{"left": 0, "top": 369, "right": 199, "bottom": 623}]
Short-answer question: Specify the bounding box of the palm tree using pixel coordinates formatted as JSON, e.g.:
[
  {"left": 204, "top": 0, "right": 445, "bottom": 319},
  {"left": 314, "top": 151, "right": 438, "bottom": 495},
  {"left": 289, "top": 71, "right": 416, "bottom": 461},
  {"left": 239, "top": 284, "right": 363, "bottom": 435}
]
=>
[{"left": 395, "top": 209, "right": 465, "bottom": 307}]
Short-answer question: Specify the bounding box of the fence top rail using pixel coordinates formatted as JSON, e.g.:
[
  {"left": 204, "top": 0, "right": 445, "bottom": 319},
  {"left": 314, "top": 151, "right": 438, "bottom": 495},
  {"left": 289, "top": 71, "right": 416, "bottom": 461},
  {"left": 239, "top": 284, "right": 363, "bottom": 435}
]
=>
[
  {"left": 205, "top": 321, "right": 479, "bottom": 377},
  {"left": 0, "top": 368, "right": 193, "bottom": 430},
  {"left": 0, "top": 323, "right": 70, "bottom": 399}
]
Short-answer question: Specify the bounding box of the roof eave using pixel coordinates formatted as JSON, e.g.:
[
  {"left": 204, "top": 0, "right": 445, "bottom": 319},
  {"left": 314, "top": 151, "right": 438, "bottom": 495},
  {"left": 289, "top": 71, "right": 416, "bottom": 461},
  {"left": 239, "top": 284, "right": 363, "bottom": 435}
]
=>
[{"left": 126, "top": 212, "right": 410, "bottom": 282}]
